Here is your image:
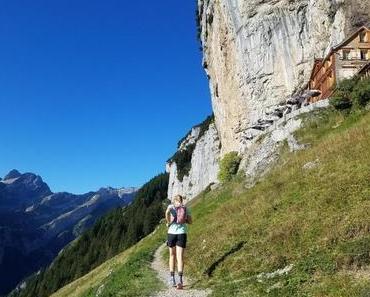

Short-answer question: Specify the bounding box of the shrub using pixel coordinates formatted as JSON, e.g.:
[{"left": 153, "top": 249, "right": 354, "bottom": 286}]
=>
[
  {"left": 330, "top": 77, "right": 370, "bottom": 111},
  {"left": 329, "top": 78, "right": 358, "bottom": 111},
  {"left": 329, "top": 78, "right": 359, "bottom": 111},
  {"left": 352, "top": 78, "right": 370, "bottom": 107},
  {"left": 329, "top": 91, "right": 353, "bottom": 110},
  {"left": 336, "top": 77, "right": 358, "bottom": 94},
  {"left": 169, "top": 143, "right": 196, "bottom": 182},
  {"left": 218, "top": 152, "right": 241, "bottom": 183}
]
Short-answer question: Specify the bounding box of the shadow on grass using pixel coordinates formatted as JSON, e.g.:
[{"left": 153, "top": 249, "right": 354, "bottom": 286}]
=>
[{"left": 204, "top": 241, "right": 246, "bottom": 277}]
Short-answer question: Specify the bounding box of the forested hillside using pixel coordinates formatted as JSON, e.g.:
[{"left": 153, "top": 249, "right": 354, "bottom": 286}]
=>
[{"left": 9, "top": 172, "right": 169, "bottom": 297}]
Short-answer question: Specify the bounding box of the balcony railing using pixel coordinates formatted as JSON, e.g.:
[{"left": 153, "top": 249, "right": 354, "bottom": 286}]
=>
[
  {"left": 339, "top": 57, "right": 369, "bottom": 61},
  {"left": 358, "top": 42, "right": 370, "bottom": 48}
]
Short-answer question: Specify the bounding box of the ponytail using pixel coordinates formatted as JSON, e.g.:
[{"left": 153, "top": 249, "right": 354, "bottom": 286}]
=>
[{"left": 172, "top": 194, "right": 184, "bottom": 205}]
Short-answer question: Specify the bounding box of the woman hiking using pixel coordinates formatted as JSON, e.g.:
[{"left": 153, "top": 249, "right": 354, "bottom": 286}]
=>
[{"left": 165, "top": 194, "right": 192, "bottom": 290}]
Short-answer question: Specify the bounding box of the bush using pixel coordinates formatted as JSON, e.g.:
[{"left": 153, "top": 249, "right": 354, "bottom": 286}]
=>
[
  {"left": 168, "top": 143, "right": 195, "bottom": 182},
  {"left": 329, "top": 79, "right": 357, "bottom": 111},
  {"left": 329, "top": 77, "right": 370, "bottom": 111},
  {"left": 218, "top": 152, "right": 241, "bottom": 183},
  {"left": 329, "top": 92, "right": 353, "bottom": 110},
  {"left": 336, "top": 77, "right": 358, "bottom": 94},
  {"left": 352, "top": 78, "right": 370, "bottom": 107}
]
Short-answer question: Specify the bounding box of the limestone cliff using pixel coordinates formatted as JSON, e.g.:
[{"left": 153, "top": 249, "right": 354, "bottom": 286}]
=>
[
  {"left": 197, "top": 0, "right": 370, "bottom": 154},
  {"left": 166, "top": 0, "right": 369, "bottom": 200}
]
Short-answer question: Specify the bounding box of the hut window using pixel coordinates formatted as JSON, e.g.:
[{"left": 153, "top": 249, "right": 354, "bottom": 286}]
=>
[
  {"left": 360, "top": 49, "right": 368, "bottom": 60},
  {"left": 359, "top": 31, "right": 366, "bottom": 43},
  {"left": 342, "top": 50, "right": 350, "bottom": 60}
]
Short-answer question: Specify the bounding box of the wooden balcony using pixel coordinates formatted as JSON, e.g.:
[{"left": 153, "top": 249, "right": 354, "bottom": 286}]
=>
[
  {"left": 314, "top": 66, "right": 334, "bottom": 86},
  {"left": 358, "top": 42, "right": 370, "bottom": 49}
]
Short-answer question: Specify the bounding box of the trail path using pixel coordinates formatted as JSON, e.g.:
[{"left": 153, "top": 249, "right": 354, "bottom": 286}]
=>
[{"left": 150, "top": 244, "right": 211, "bottom": 297}]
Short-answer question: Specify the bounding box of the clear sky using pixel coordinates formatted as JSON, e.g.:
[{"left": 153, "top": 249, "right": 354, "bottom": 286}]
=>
[{"left": 0, "top": 0, "right": 212, "bottom": 194}]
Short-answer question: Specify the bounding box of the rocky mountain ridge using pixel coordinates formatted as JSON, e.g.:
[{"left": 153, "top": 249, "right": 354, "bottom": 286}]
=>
[{"left": 0, "top": 169, "right": 137, "bottom": 296}]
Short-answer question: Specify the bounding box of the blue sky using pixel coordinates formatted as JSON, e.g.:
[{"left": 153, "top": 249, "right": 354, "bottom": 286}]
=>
[{"left": 0, "top": 0, "right": 212, "bottom": 194}]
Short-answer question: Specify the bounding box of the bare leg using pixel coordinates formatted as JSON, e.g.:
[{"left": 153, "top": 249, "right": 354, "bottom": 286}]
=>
[
  {"left": 176, "top": 246, "right": 184, "bottom": 273},
  {"left": 176, "top": 246, "right": 185, "bottom": 288},
  {"left": 169, "top": 247, "right": 176, "bottom": 272}
]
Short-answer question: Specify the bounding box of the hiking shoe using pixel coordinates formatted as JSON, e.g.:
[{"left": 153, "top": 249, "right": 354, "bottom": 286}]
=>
[
  {"left": 176, "top": 282, "right": 184, "bottom": 290},
  {"left": 169, "top": 277, "right": 176, "bottom": 287}
]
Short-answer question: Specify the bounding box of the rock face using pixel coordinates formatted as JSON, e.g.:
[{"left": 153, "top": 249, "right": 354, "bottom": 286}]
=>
[
  {"left": 0, "top": 171, "right": 52, "bottom": 211},
  {"left": 239, "top": 99, "right": 329, "bottom": 186},
  {"left": 3, "top": 169, "right": 22, "bottom": 180},
  {"left": 197, "top": 0, "right": 370, "bottom": 154},
  {"left": 166, "top": 120, "right": 221, "bottom": 201},
  {"left": 0, "top": 170, "right": 137, "bottom": 296},
  {"left": 167, "top": 0, "right": 369, "bottom": 202}
]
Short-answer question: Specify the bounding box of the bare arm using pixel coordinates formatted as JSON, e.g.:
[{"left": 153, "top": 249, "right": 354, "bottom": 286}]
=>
[
  {"left": 165, "top": 206, "right": 172, "bottom": 224},
  {"left": 187, "top": 215, "right": 192, "bottom": 224}
]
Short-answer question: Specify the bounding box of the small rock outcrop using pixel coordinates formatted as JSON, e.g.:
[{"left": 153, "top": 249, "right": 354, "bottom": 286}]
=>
[
  {"left": 239, "top": 100, "right": 329, "bottom": 185},
  {"left": 166, "top": 117, "right": 221, "bottom": 201}
]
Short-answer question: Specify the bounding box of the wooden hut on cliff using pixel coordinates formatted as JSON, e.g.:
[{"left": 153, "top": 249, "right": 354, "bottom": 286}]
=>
[{"left": 308, "top": 26, "right": 370, "bottom": 103}]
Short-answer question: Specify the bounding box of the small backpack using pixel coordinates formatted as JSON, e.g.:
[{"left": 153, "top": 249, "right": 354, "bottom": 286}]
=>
[{"left": 171, "top": 206, "right": 187, "bottom": 224}]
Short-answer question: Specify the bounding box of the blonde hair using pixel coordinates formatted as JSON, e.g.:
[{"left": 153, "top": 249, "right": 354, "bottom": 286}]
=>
[{"left": 172, "top": 194, "right": 184, "bottom": 205}]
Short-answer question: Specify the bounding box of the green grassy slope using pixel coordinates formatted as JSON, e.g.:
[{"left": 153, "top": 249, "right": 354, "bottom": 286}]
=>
[
  {"left": 185, "top": 109, "right": 370, "bottom": 296},
  {"left": 53, "top": 108, "right": 370, "bottom": 297},
  {"left": 51, "top": 227, "right": 166, "bottom": 297}
]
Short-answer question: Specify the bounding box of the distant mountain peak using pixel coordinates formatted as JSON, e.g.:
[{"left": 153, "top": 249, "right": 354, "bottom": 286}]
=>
[
  {"left": 4, "top": 169, "right": 22, "bottom": 180},
  {"left": 97, "top": 186, "right": 138, "bottom": 195}
]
